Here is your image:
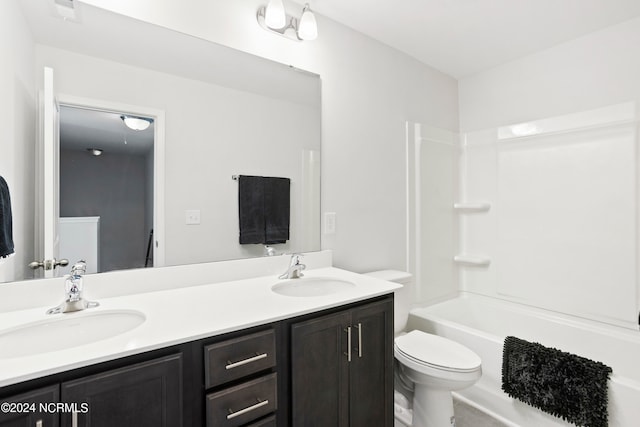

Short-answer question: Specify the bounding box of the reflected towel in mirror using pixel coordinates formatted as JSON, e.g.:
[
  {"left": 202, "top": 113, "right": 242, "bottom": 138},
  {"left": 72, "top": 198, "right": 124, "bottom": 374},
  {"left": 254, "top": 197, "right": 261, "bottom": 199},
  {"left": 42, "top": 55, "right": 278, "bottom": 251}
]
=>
[
  {"left": 238, "top": 175, "right": 290, "bottom": 245},
  {"left": 0, "top": 176, "right": 14, "bottom": 258}
]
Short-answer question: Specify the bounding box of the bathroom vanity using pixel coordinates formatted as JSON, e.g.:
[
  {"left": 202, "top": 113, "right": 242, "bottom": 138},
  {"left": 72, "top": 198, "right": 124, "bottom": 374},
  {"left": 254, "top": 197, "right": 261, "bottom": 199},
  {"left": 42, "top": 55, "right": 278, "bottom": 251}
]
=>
[{"left": 0, "top": 260, "right": 398, "bottom": 427}]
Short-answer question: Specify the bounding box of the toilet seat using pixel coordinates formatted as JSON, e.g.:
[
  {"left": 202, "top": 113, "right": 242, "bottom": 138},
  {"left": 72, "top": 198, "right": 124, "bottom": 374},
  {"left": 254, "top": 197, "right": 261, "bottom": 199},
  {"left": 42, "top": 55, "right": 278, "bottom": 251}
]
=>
[{"left": 394, "top": 330, "right": 481, "bottom": 373}]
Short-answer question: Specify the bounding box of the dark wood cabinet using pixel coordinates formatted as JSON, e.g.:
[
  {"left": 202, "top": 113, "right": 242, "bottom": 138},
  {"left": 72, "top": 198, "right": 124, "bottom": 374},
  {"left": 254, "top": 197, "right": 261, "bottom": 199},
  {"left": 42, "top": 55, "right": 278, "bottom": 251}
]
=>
[
  {"left": 60, "top": 353, "right": 182, "bottom": 427},
  {"left": 0, "top": 385, "right": 59, "bottom": 427},
  {"left": 290, "top": 298, "right": 394, "bottom": 427},
  {"left": 349, "top": 300, "right": 394, "bottom": 426},
  {"left": 291, "top": 309, "right": 351, "bottom": 426}
]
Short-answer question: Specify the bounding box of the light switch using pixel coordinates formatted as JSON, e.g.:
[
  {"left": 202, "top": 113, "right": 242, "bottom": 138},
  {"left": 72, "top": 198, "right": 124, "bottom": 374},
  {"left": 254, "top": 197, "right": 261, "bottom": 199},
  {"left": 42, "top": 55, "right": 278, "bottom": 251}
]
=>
[
  {"left": 185, "top": 209, "right": 201, "bottom": 225},
  {"left": 324, "top": 212, "right": 336, "bottom": 234}
]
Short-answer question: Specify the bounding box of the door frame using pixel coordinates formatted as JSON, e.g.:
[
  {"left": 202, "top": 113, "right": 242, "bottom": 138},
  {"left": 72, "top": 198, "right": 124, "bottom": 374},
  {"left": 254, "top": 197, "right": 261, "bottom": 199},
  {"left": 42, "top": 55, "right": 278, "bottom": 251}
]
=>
[{"left": 49, "top": 94, "right": 165, "bottom": 268}]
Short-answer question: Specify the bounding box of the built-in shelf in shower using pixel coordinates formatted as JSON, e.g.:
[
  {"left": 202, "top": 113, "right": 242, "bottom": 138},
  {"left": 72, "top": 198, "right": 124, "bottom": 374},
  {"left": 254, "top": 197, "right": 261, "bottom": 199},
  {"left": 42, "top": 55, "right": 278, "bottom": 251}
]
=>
[
  {"left": 453, "top": 255, "right": 491, "bottom": 267},
  {"left": 453, "top": 202, "right": 491, "bottom": 212}
]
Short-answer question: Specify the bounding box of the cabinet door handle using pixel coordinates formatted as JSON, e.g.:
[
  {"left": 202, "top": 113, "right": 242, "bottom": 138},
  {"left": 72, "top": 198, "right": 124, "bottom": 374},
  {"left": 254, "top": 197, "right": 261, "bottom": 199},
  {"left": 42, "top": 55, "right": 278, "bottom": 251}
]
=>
[
  {"left": 226, "top": 398, "right": 269, "bottom": 420},
  {"left": 355, "top": 322, "right": 363, "bottom": 358},
  {"left": 344, "top": 326, "right": 352, "bottom": 362},
  {"left": 225, "top": 353, "right": 268, "bottom": 370}
]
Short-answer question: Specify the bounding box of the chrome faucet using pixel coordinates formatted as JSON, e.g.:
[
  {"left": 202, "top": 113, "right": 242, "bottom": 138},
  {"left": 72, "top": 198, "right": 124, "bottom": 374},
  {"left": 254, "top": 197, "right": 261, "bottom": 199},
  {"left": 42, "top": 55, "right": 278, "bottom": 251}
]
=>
[
  {"left": 278, "top": 254, "right": 306, "bottom": 279},
  {"left": 46, "top": 260, "right": 99, "bottom": 314}
]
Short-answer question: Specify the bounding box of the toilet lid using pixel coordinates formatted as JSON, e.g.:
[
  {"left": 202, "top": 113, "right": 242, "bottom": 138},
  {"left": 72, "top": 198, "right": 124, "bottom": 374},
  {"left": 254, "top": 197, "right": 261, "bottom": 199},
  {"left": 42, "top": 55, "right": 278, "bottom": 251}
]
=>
[{"left": 394, "top": 330, "right": 481, "bottom": 372}]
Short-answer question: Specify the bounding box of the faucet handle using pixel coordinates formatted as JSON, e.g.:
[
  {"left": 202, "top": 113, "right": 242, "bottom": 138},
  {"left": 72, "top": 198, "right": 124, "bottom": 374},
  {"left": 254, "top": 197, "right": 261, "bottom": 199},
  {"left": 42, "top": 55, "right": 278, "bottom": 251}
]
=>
[
  {"left": 289, "top": 253, "right": 304, "bottom": 263},
  {"left": 70, "top": 260, "right": 87, "bottom": 276}
]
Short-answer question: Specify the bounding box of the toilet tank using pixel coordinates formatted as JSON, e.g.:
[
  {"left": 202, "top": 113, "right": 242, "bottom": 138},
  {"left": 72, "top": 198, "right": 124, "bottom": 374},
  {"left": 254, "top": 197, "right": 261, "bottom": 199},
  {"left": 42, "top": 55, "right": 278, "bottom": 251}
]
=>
[{"left": 364, "top": 270, "right": 413, "bottom": 335}]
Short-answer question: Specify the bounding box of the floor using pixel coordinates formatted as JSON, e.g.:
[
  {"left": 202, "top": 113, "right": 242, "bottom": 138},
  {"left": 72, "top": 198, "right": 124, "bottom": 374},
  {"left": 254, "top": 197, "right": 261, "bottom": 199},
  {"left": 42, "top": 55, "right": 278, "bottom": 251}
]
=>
[{"left": 453, "top": 397, "right": 510, "bottom": 427}]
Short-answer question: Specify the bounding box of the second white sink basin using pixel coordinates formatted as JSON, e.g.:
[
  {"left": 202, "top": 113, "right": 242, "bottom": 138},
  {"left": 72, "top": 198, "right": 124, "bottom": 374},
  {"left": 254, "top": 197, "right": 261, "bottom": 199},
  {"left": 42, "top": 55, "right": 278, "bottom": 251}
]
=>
[
  {"left": 272, "top": 277, "right": 356, "bottom": 297},
  {"left": 0, "top": 309, "right": 146, "bottom": 359}
]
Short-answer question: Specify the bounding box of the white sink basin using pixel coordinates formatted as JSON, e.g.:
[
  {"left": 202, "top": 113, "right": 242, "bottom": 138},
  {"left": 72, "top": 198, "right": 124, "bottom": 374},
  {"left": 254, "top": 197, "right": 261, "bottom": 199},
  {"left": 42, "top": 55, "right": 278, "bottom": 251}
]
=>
[
  {"left": 0, "top": 309, "right": 146, "bottom": 359},
  {"left": 272, "top": 277, "right": 356, "bottom": 297}
]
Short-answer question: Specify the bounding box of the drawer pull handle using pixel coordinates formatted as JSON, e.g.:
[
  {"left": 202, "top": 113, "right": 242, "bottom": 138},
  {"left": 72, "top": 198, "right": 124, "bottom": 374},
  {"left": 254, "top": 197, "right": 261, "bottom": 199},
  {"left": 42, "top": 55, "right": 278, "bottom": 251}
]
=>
[
  {"left": 225, "top": 353, "right": 268, "bottom": 370},
  {"left": 227, "top": 398, "right": 269, "bottom": 420}
]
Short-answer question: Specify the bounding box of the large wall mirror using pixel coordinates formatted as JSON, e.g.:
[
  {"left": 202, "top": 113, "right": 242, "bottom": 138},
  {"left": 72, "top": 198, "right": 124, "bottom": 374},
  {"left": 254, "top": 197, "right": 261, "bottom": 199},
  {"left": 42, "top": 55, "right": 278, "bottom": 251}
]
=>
[{"left": 0, "top": 0, "right": 321, "bottom": 283}]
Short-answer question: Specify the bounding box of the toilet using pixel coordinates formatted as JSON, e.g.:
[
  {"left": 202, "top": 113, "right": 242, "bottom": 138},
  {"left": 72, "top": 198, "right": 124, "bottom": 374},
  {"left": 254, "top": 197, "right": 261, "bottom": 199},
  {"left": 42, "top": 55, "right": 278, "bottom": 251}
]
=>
[{"left": 365, "top": 270, "right": 482, "bottom": 427}]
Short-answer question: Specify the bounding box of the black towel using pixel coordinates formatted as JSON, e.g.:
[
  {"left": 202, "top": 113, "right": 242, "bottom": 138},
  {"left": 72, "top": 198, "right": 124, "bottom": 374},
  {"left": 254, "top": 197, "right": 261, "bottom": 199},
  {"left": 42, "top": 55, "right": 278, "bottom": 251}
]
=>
[
  {"left": 502, "top": 336, "right": 612, "bottom": 427},
  {"left": 264, "top": 177, "right": 290, "bottom": 244},
  {"left": 238, "top": 175, "right": 265, "bottom": 244},
  {"left": 238, "top": 175, "right": 290, "bottom": 245},
  {"left": 0, "top": 176, "right": 15, "bottom": 258}
]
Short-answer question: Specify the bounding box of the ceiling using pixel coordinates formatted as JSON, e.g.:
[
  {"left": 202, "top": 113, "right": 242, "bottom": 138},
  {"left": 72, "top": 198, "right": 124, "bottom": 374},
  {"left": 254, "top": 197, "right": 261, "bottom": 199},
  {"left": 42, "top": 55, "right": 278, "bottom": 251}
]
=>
[
  {"left": 296, "top": 0, "right": 640, "bottom": 78},
  {"left": 60, "top": 106, "right": 154, "bottom": 156}
]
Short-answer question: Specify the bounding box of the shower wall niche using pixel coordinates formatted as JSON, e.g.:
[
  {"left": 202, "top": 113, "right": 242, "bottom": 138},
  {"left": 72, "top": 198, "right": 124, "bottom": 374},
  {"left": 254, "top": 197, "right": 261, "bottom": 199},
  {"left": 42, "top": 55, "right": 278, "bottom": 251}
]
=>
[{"left": 459, "top": 102, "right": 639, "bottom": 329}]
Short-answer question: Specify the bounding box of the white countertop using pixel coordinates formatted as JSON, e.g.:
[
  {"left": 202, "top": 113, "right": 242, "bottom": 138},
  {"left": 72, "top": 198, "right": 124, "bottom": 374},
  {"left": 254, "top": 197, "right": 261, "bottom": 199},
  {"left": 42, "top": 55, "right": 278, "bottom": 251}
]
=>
[{"left": 0, "top": 267, "right": 399, "bottom": 387}]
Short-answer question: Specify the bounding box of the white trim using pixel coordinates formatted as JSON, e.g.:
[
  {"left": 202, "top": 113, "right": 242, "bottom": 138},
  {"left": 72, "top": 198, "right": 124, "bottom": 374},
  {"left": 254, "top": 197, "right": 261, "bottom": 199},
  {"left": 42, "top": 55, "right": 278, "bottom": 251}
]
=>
[{"left": 498, "top": 101, "right": 636, "bottom": 140}]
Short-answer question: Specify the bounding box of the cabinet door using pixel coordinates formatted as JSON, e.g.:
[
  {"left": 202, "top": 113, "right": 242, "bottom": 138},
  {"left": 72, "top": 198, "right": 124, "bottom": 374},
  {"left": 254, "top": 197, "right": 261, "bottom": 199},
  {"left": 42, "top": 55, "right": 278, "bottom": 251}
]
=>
[
  {"left": 0, "top": 385, "right": 59, "bottom": 427},
  {"left": 291, "top": 310, "right": 351, "bottom": 427},
  {"left": 60, "top": 354, "right": 182, "bottom": 427},
  {"left": 350, "top": 299, "right": 394, "bottom": 427}
]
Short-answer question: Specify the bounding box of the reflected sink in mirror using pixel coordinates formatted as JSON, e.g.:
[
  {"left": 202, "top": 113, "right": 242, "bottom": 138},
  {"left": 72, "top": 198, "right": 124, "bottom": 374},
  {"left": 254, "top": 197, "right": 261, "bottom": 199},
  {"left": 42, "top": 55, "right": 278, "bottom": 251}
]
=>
[
  {"left": 0, "top": 310, "right": 146, "bottom": 359},
  {"left": 272, "top": 277, "right": 356, "bottom": 297}
]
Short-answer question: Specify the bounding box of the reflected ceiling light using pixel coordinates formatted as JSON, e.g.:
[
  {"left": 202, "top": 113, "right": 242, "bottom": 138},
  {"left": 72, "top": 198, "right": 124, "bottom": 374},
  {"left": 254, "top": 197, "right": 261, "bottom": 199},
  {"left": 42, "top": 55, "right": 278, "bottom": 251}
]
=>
[
  {"left": 121, "top": 115, "right": 153, "bottom": 131},
  {"left": 86, "top": 148, "right": 103, "bottom": 156},
  {"left": 257, "top": 2, "right": 318, "bottom": 42}
]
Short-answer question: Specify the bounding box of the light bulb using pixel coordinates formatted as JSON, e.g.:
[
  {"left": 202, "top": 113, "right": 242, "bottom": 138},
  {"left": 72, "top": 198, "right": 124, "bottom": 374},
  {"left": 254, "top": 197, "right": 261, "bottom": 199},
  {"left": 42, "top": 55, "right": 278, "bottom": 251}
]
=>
[
  {"left": 298, "top": 4, "right": 318, "bottom": 41},
  {"left": 122, "top": 116, "right": 151, "bottom": 131},
  {"left": 265, "top": 0, "right": 286, "bottom": 29}
]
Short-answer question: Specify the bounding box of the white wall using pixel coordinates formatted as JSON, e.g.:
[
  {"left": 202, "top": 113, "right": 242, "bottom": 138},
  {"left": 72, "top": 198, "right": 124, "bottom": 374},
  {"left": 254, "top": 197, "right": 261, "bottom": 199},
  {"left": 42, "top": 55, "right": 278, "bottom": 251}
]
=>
[
  {"left": 0, "top": 2, "right": 36, "bottom": 282},
  {"left": 60, "top": 149, "right": 148, "bottom": 272},
  {"left": 79, "top": 0, "right": 459, "bottom": 273},
  {"left": 459, "top": 16, "right": 640, "bottom": 132},
  {"left": 458, "top": 17, "right": 640, "bottom": 326}
]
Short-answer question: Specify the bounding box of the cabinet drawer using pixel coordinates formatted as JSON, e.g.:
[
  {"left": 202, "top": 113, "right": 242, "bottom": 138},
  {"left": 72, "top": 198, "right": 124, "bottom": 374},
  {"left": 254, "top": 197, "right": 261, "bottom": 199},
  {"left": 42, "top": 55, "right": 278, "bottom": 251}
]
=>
[
  {"left": 204, "top": 329, "right": 276, "bottom": 388},
  {"left": 246, "top": 414, "right": 276, "bottom": 426},
  {"left": 206, "top": 373, "right": 277, "bottom": 427}
]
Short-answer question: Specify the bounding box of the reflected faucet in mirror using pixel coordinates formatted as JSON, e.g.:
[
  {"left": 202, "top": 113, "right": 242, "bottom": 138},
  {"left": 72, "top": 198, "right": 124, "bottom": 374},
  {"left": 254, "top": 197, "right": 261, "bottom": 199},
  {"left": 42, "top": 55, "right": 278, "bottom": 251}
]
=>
[{"left": 46, "top": 260, "right": 100, "bottom": 315}]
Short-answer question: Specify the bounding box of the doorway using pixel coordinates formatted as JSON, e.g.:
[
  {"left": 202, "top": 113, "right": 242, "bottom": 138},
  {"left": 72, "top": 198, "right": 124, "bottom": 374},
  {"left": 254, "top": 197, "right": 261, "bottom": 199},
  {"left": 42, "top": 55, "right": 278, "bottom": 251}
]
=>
[{"left": 56, "top": 102, "right": 162, "bottom": 274}]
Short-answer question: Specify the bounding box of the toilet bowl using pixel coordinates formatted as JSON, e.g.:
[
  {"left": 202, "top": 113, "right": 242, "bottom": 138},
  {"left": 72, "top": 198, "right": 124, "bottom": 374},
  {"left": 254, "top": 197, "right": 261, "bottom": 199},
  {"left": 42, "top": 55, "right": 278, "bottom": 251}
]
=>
[
  {"left": 364, "top": 271, "right": 482, "bottom": 427},
  {"left": 395, "top": 330, "right": 481, "bottom": 427}
]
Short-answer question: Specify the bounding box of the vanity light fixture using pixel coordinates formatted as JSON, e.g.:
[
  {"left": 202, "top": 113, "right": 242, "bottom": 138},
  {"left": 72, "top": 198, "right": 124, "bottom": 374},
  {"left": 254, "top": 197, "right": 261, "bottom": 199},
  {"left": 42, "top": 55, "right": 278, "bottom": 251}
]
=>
[
  {"left": 264, "top": 0, "right": 286, "bottom": 29},
  {"left": 257, "top": 2, "right": 318, "bottom": 42},
  {"left": 298, "top": 4, "right": 318, "bottom": 41},
  {"left": 120, "top": 115, "right": 153, "bottom": 131}
]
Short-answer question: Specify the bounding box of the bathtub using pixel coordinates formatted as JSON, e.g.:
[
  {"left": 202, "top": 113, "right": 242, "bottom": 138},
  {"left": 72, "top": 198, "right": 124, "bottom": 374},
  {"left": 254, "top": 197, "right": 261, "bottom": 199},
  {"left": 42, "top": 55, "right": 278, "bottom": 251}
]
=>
[{"left": 406, "top": 293, "right": 640, "bottom": 427}]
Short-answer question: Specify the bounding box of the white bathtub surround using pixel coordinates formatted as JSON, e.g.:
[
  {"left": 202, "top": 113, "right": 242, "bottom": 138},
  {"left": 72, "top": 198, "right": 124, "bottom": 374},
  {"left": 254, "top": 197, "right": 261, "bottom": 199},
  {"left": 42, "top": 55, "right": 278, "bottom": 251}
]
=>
[
  {"left": 407, "top": 293, "right": 640, "bottom": 427},
  {"left": 459, "top": 102, "right": 639, "bottom": 330},
  {"left": 405, "top": 123, "right": 460, "bottom": 306},
  {"left": 0, "top": 251, "right": 400, "bottom": 387}
]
